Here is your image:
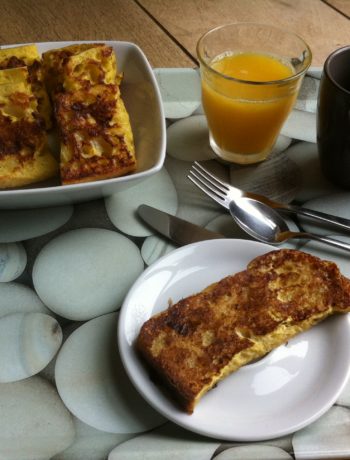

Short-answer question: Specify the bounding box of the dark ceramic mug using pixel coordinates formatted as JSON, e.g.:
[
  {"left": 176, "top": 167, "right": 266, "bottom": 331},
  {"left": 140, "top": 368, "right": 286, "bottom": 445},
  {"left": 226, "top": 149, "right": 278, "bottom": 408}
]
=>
[{"left": 317, "top": 46, "right": 350, "bottom": 188}]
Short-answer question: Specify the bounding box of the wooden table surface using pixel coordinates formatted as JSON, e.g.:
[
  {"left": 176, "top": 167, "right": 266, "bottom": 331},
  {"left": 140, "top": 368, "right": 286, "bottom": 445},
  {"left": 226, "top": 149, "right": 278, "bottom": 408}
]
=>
[{"left": 1, "top": 0, "right": 350, "bottom": 68}]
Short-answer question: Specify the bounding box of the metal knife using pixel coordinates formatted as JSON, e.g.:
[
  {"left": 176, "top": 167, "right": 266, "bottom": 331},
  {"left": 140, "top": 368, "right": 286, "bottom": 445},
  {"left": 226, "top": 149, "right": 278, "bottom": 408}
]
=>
[{"left": 138, "top": 204, "right": 224, "bottom": 246}]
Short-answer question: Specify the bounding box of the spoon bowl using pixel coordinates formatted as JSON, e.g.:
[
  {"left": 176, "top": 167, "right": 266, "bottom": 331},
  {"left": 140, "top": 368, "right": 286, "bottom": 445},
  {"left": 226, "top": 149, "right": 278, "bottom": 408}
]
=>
[
  {"left": 229, "top": 197, "right": 350, "bottom": 253},
  {"left": 229, "top": 197, "right": 289, "bottom": 244}
]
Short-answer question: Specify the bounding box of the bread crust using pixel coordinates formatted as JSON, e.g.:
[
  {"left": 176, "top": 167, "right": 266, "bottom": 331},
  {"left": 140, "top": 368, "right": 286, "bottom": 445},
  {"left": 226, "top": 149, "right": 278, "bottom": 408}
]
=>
[{"left": 136, "top": 249, "right": 350, "bottom": 413}]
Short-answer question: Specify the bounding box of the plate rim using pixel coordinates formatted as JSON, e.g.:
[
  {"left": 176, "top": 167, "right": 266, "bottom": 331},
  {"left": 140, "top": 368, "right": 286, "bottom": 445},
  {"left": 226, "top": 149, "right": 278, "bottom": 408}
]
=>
[{"left": 118, "top": 239, "right": 350, "bottom": 441}]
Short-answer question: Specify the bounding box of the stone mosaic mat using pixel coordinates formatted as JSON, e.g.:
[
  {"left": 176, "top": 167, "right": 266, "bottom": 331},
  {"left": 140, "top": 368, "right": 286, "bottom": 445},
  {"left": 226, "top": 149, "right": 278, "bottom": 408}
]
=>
[{"left": 1, "top": 68, "right": 350, "bottom": 459}]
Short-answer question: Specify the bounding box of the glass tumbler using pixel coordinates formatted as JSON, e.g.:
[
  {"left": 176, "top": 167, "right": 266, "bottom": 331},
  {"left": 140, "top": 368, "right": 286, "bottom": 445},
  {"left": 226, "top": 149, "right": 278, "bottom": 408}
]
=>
[{"left": 197, "top": 23, "right": 312, "bottom": 164}]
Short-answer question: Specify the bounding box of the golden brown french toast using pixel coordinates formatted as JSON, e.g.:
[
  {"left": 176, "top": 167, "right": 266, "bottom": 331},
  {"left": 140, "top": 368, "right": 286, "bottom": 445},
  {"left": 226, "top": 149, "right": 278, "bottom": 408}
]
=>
[
  {"left": 0, "top": 62, "right": 57, "bottom": 188},
  {"left": 136, "top": 249, "right": 350, "bottom": 414},
  {"left": 0, "top": 43, "right": 135, "bottom": 188},
  {"left": 43, "top": 43, "right": 136, "bottom": 185},
  {"left": 54, "top": 83, "right": 135, "bottom": 184},
  {"left": 0, "top": 44, "right": 52, "bottom": 129},
  {"left": 42, "top": 43, "right": 120, "bottom": 94}
]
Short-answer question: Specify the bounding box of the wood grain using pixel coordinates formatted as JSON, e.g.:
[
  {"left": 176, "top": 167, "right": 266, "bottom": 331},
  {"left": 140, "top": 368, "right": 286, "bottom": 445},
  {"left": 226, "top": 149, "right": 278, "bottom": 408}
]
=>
[
  {"left": 324, "top": 0, "right": 350, "bottom": 18},
  {"left": 138, "top": 0, "right": 350, "bottom": 66},
  {"left": 0, "top": 0, "right": 195, "bottom": 68}
]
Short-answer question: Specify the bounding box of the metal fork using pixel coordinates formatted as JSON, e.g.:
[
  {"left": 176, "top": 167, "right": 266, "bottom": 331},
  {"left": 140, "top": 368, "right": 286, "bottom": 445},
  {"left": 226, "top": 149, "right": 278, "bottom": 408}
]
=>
[{"left": 188, "top": 161, "right": 350, "bottom": 232}]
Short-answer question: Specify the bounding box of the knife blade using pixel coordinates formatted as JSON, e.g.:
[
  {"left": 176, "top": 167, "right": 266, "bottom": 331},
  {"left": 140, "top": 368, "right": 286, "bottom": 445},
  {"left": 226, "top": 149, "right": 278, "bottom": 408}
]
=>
[{"left": 138, "top": 204, "right": 224, "bottom": 246}]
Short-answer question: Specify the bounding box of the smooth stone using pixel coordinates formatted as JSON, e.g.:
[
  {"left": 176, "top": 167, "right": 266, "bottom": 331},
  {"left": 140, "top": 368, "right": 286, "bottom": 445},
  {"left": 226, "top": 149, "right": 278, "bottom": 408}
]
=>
[
  {"left": 55, "top": 313, "right": 166, "bottom": 434},
  {"left": 141, "top": 235, "right": 177, "bottom": 265},
  {"left": 193, "top": 103, "right": 204, "bottom": 115},
  {"left": 272, "top": 134, "right": 292, "bottom": 153},
  {"left": 153, "top": 68, "right": 201, "bottom": 119},
  {"left": 205, "top": 214, "right": 301, "bottom": 249},
  {"left": 33, "top": 229, "right": 144, "bottom": 321},
  {"left": 165, "top": 156, "right": 224, "bottom": 225},
  {"left": 294, "top": 75, "right": 319, "bottom": 113},
  {"left": 292, "top": 406, "right": 350, "bottom": 460},
  {"left": 52, "top": 416, "right": 134, "bottom": 460},
  {"left": 64, "top": 200, "right": 115, "bottom": 232},
  {"left": 281, "top": 109, "right": 316, "bottom": 143},
  {"left": 299, "top": 235, "right": 350, "bottom": 279},
  {"left": 0, "top": 375, "right": 75, "bottom": 460},
  {"left": 229, "top": 139, "right": 299, "bottom": 204},
  {"left": 108, "top": 422, "right": 220, "bottom": 460},
  {"left": 214, "top": 445, "right": 292, "bottom": 459},
  {"left": 307, "top": 67, "right": 322, "bottom": 79},
  {"left": 40, "top": 322, "right": 83, "bottom": 384},
  {"left": 105, "top": 167, "right": 178, "bottom": 237},
  {"left": 166, "top": 115, "right": 216, "bottom": 161},
  {"left": 0, "top": 242, "right": 27, "bottom": 282},
  {"left": 22, "top": 200, "right": 114, "bottom": 276},
  {"left": 0, "top": 205, "right": 73, "bottom": 243},
  {"left": 297, "top": 193, "right": 350, "bottom": 236},
  {"left": 285, "top": 142, "right": 340, "bottom": 202},
  {"left": 0, "top": 282, "right": 51, "bottom": 317},
  {"left": 0, "top": 312, "right": 62, "bottom": 383},
  {"left": 40, "top": 353, "right": 57, "bottom": 384},
  {"left": 220, "top": 433, "right": 293, "bottom": 455}
]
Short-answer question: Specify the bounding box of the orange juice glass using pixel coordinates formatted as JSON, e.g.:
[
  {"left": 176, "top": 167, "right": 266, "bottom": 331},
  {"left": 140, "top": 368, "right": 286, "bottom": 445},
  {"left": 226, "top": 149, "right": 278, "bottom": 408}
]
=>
[{"left": 197, "top": 23, "right": 312, "bottom": 164}]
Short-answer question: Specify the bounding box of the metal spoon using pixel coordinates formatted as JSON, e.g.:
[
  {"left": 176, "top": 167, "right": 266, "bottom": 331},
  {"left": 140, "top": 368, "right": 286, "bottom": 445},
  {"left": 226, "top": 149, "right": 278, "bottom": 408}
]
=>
[{"left": 229, "top": 197, "right": 350, "bottom": 252}]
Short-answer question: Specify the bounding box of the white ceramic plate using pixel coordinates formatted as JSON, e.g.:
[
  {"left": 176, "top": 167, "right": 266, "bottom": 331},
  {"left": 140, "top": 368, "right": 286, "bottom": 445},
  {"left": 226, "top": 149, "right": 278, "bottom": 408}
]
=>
[
  {"left": 118, "top": 239, "right": 350, "bottom": 441},
  {"left": 0, "top": 41, "right": 165, "bottom": 209}
]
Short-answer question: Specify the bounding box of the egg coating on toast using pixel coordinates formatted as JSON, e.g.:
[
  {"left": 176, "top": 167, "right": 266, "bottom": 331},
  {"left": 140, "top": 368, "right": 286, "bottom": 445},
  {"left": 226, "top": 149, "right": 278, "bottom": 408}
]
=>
[
  {"left": 43, "top": 43, "right": 136, "bottom": 185},
  {"left": 42, "top": 43, "right": 120, "bottom": 93},
  {"left": 137, "top": 249, "right": 350, "bottom": 414},
  {"left": 54, "top": 83, "right": 135, "bottom": 184},
  {"left": 0, "top": 58, "right": 57, "bottom": 188},
  {"left": 0, "top": 44, "right": 52, "bottom": 129}
]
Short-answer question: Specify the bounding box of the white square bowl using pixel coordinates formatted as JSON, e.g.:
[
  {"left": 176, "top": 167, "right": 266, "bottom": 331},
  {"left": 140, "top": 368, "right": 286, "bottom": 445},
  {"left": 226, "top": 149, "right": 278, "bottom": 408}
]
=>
[{"left": 0, "top": 41, "right": 166, "bottom": 209}]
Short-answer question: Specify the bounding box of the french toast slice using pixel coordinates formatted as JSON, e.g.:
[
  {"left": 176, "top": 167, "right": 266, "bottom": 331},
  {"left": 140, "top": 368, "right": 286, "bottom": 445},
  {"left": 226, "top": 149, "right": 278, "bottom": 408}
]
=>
[
  {"left": 0, "top": 67, "right": 57, "bottom": 188},
  {"left": 0, "top": 44, "right": 52, "bottom": 129},
  {"left": 42, "top": 43, "right": 120, "bottom": 94},
  {"left": 136, "top": 249, "right": 350, "bottom": 414},
  {"left": 42, "top": 43, "right": 136, "bottom": 185},
  {"left": 54, "top": 83, "right": 135, "bottom": 185}
]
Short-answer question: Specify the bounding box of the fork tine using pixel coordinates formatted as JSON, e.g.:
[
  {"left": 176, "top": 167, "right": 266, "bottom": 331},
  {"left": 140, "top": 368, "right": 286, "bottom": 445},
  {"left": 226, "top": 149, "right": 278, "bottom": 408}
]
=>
[
  {"left": 188, "top": 170, "right": 227, "bottom": 201},
  {"left": 189, "top": 166, "right": 227, "bottom": 197},
  {"left": 192, "top": 161, "right": 230, "bottom": 193},
  {"left": 188, "top": 171, "right": 230, "bottom": 209},
  {"left": 191, "top": 165, "right": 227, "bottom": 196}
]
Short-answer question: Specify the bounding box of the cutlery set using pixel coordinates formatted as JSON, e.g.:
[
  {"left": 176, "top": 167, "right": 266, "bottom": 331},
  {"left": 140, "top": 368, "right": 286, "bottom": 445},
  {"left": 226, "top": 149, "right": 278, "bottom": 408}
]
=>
[
  {"left": 139, "top": 161, "right": 350, "bottom": 253},
  {"left": 189, "top": 162, "right": 350, "bottom": 231}
]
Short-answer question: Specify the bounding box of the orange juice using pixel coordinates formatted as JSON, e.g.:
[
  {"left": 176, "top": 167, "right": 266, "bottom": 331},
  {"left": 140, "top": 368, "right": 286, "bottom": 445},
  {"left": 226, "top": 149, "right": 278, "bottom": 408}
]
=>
[{"left": 202, "top": 52, "right": 299, "bottom": 163}]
